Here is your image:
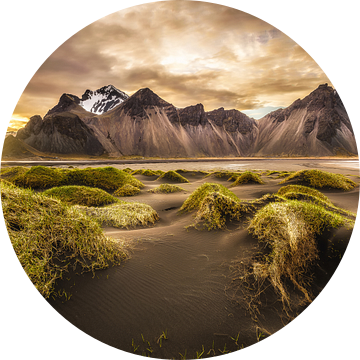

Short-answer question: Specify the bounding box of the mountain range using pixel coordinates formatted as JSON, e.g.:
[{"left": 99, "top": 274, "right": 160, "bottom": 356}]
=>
[{"left": 4, "top": 83, "right": 357, "bottom": 158}]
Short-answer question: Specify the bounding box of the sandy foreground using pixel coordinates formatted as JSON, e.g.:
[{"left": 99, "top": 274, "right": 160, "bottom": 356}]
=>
[{"left": 39, "top": 159, "right": 359, "bottom": 358}]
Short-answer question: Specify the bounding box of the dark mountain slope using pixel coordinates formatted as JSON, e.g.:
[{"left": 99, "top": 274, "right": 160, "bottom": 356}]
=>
[
  {"left": 253, "top": 84, "right": 357, "bottom": 156},
  {"left": 17, "top": 113, "right": 105, "bottom": 156}
]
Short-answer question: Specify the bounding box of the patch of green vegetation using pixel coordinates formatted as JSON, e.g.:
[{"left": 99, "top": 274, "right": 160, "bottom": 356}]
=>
[
  {"left": 10, "top": 166, "right": 66, "bottom": 189},
  {"left": 64, "top": 166, "right": 144, "bottom": 190},
  {"left": 180, "top": 183, "right": 239, "bottom": 212},
  {"left": 180, "top": 183, "right": 254, "bottom": 229},
  {"left": 265, "top": 170, "right": 294, "bottom": 178},
  {"left": 42, "top": 185, "right": 119, "bottom": 207},
  {"left": 194, "top": 192, "right": 254, "bottom": 230},
  {"left": 157, "top": 170, "right": 189, "bottom": 183},
  {"left": 122, "top": 167, "right": 133, "bottom": 173},
  {"left": 77, "top": 202, "right": 159, "bottom": 229},
  {"left": 205, "top": 171, "right": 241, "bottom": 181},
  {"left": 248, "top": 200, "right": 354, "bottom": 308},
  {"left": 176, "top": 169, "right": 210, "bottom": 176},
  {"left": 1, "top": 182, "right": 127, "bottom": 299},
  {"left": 230, "top": 171, "right": 264, "bottom": 186},
  {"left": 0, "top": 166, "right": 29, "bottom": 182},
  {"left": 277, "top": 184, "right": 331, "bottom": 203},
  {"left": 148, "top": 184, "right": 185, "bottom": 193},
  {"left": 280, "top": 169, "right": 357, "bottom": 190},
  {"left": 114, "top": 184, "right": 141, "bottom": 196},
  {"left": 3, "top": 166, "right": 144, "bottom": 190}
]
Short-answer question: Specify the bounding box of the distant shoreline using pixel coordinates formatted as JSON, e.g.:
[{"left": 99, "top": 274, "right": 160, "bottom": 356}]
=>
[{"left": 1, "top": 156, "right": 359, "bottom": 167}]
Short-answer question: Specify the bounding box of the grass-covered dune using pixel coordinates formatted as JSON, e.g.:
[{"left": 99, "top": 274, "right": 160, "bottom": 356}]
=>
[
  {"left": 247, "top": 198, "right": 355, "bottom": 309},
  {"left": 157, "top": 170, "right": 189, "bottom": 183},
  {"left": 0, "top": 166, "right": 144, "bottom": 191},
  {"left": 280, "top": 169, "right": 357, "bottom": 190},
  {"left": 131, "top": 169, "right": 164, "bottom": 176},
  {"left": 1, "top": 182, "right": 127, "bottom": 299},
  {"left": 43, "top": 185, "right": 119, "bottom": 206},
  {"left": 148, "top": 184, "right": 185, "bottom": 193},
  {"left": 77, "top": 202, "right": 159, "bottom": 229},
  {"left": 230, "top": 171, "right": 264, "bottom": 186},
  {"left": 180, "top": 183, "right": 254, "bottom": 230},
  {"left": 114, "top": 184, "right": 141, "bottom": 197}
]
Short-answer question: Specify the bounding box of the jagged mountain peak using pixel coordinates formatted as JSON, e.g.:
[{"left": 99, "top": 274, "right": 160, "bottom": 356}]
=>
[
  {"left": 130, "top": 87, "right": 169, "bottom": 105},
  {"left": 80, "top": 85, "right": 129, "bottom": 114}
]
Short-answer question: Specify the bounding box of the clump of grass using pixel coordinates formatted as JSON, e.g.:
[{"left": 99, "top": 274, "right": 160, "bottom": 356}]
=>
[
  {"left": 148, "top": 184, "right": 185, "bottom": 193},
  {"left": 180, "top": 183, "right": 253, "bottom": 229},
  {"left": 10, "top": 166, "right": 67, "bottom": 189},
  {"left": 176, "top": 169, "right": 210, "bottom": 176},
  {"left": 42, "top": 185, "right": 119, "bottom": 207},
  {"left": 1, "top": 182, "right": 127, "bottom": 299},
  {"left": 64, "top": 166, "right": 144, "bottom": 190},
  {"left": 114, "top": 184, "right": 141, "bottom": 197},
  {"left": 248, "top": 200, "right": 354, "bottom": 308},
  {"left": 4, "top": 166, "right": 144, "bottom": 190},
  {"left": 122, "top": 167, "right": 133, "bottom": 173},
  {"left": 0, "top": 166, "right": 29, "bottom": 182},
  {"left": 77, "top": 202, "right": 159, "bottom": 229},
  {"left": 205, "top": 171, "right": 241, "bottom": 181},
  {"left": 157, "top": 170, "right": 189, "bottom": 183},
  {"left": 180, "top": 183, "right": 239, "bottom": 212},
  {"left": 280, "top": 169, "right": 357, "bottom": 190},
  {"left": 265, "top": 170, "right": 294, "bottom": 178},
  {"left": 194, "top": 192, "right": 254, "bottom": 230},
  {"left": 230, "top": 171, "right": 264, "bottom": 186},
  {"left": 277, "top": 185, "right": 331, "bottom": 203}
]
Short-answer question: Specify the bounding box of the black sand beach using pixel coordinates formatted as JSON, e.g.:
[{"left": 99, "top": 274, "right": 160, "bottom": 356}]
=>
[
  {"left": 2, "top": 160, "right": 360, "bottom": 359},
  {"left": 29, "top": 159, "right": 358, "bottom": 358}
]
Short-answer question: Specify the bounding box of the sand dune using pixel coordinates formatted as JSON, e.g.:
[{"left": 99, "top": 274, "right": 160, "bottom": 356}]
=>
[{"left": 46, "top": 161, "right": 359, "bottom": 358}]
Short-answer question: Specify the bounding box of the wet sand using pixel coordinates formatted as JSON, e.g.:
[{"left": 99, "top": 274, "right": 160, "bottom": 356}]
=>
[{"left": 46, "top": 161, "right": 359, "bottom": 358}]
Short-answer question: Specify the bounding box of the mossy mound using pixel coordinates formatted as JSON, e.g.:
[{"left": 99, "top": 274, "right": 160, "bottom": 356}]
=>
[
  {"left": 176, "top": 169, "right": 210, "bottom": 176},
  {"left": 114, "top": 184, "right": 141, "bottom": 196},
  {"left": 277, "top": 185, "right": 331, "bottom": 203},
  {"left": 122, "top": 167, "right": 133, "bottom": 174},
  {"left": 1, "top": 182, "right": 127, "bottom": 299},
  {"left": 194, "top": 192, "right": 254, "bottom": 230},
  {"left": 148, "top": 184, "right": 185, "bottom": 193},
  {"left": 265, "top": 170, "right": 294, "bottom": 178},
  {"left": 157, "top": 170, "right": 189, "bottom": 183},
  {"left": 280, "top": 169, "right": 357, "bottom": 190},
  {"left": 3, "top": 166, "right": 144, "bottom": 190},
  {"left": 42, "top": 185, "right": 119, "bottom": 207},
  {"left": 230, "top": 171, "right": 264, "bottom": 186},
  {"left": 180, "top": 183, "right": 253, "bottom": 229},
  {"left": 180, "top": 183, "right": 239, "bottom": 212},
  {"left": 205, "top": 171, "right": 241, "bottom": 181},
  {"left": 0, "top": 166, "right": 29, "bottom": 182},
  {"left": 77, "top": 202, "right": 159, "bottom": 229},
  {"left": 131, "top": 169, "right": 163, "bottom": 176},
  {"left": 248, "top": 200, "right": 354, "bottom": 308}
]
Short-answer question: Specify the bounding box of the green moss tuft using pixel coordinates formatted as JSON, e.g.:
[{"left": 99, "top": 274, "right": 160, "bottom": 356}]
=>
[
  {"left": 194, "top": 192, "right": 254, "bottom": 230},
  {"left": 180, "top": 183, "right": 239, "bottom": 212},
  {"left": 230, "top": 171, "right": 264, "bottom": 186},
  {"left": 77, "top": 202, "right": 159, "bottom": 229},
  {"left": 42, "top": 185, "right": 119, "bottom": 207},
  {"left": 148, "top": 184, "right": 185, "bottom": 193},
  {"left": 280, "top": 169, "right": 357, "bottom": 190},
  {"left": 2, "top": 166, "right": 144, "bottom": 190},
  {"left": 114, "top": 184, "right": 141, "bottom": 196},
  {"left": 157, "top": 170, "right": 189, "bottom": 183}
]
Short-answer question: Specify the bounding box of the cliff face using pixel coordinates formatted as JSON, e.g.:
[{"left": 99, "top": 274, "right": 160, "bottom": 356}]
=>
[
  {"left": 17, "top": 113, "right": 105, "bottom": 156},
  {"left": 13, "top": 84, "right": 357, "bottom": 158},
  {"left": 252, "top": 84, "right": 357, "bottom": 156}
]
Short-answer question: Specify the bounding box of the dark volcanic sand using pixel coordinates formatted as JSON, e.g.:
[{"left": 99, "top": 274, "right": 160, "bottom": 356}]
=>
[{"left": 46, "top": 160, "right": 359, "bottom": 358}]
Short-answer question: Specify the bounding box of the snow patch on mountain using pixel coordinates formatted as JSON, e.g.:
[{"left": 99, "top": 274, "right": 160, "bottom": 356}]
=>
[{"left": 80, "top": 85, "right": 129, "bottom": 115}]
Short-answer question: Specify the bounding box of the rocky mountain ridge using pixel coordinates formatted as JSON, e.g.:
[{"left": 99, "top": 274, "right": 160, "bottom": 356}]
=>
[{"left": 11, "top": 84, "right": 357, "bottom": 158}]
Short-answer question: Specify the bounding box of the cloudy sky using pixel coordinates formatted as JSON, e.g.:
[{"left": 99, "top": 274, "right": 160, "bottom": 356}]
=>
[{"left": 11, "top": 0, "right": 331, "bottom": 129}]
